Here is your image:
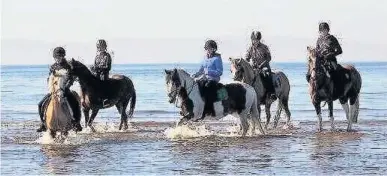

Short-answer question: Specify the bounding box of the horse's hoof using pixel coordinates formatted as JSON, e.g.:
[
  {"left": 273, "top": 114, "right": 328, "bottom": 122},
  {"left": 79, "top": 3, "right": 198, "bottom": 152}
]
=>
[{"left": 89, "top": 125, "right": 96, "bottom": 133}]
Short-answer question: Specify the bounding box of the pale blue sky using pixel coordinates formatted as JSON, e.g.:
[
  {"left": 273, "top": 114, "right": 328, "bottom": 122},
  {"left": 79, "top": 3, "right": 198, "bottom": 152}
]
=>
[{"left": 2, "top": 0, "right": 387, "bottom": 65}]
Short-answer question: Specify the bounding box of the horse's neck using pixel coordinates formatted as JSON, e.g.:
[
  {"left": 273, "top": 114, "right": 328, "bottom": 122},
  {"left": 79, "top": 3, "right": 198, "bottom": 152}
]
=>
[
  {"left": 178, "top": 72, "right": 199, "bottom": 98},
  {"left": 78, "top": 72, "right": 99, "bottom": 93},
  {"left": 244, "top": 65, "right": 263, "bottom": 87}
]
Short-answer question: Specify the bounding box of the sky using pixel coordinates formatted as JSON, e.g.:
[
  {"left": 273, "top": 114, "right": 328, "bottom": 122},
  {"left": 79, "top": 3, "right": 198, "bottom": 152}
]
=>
[{"left": 1, "top": 0, "right": 387, "bottom": 65}]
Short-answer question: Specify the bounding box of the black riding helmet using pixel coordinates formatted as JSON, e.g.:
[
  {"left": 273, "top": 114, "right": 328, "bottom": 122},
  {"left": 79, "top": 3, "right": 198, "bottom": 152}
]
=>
[
  {"left": 204, "top": 40, "right": 217, "bottom": 51},
  {"left": 96, "top": 39, "right": 107, "bottom": 50},
  {"left": 319, "top": 22, "right": 330, "bottom": 32},
  {"left": 251, "top": 31, "right": 262, "bottom": 41},
  {"left": 53, "top": 47, "right": 66, "bottom": 58}
]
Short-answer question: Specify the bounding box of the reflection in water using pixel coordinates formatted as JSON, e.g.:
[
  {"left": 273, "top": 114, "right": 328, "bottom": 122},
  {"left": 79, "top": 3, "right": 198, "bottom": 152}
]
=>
[
  {"left": 310, "top": 131, "right": 363, "bottom": 174},
  {"left": 40, "top": 145, "right": 80, "bottom": 175},
  {"left": 169, "top": 136, "right": 275, "bottom": 175}
]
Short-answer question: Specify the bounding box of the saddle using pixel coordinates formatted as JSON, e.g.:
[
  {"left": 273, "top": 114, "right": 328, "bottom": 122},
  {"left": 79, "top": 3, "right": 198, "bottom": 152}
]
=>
[
  {"left": 256, "top": 69, "right": 277, "bottom": 101},
  {"left": 322, "top": 63, "right": 351, "bottom": 98},
  {"left": 196, "top": 80, "right": 229, "bottom": 117},
  {"left": 197, "top": 81, "right": 228, "bottom": 102}
]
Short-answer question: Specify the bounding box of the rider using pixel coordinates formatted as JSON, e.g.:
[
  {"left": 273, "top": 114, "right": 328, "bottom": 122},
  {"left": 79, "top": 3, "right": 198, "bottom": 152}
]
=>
[
  {"left": 36, "top": 47, "right": 82, "bottom": 132},
  {"left": 245, "top": 31, "right": 275, "bottom": 100},
  {"left": 91, "top": 39, "right": 112, "bottom": 106},
  {"left": 305, "top": 22, "right": 344, "bottom": 92},
  {"left": 92, "top": 39, "right": 112, "bottom": 81},
  {"left": 316, "top": 22, "right": 342, "bottom": 75},
  {"left": 192, "top": 40, "right": 223, "bottom": 117}
]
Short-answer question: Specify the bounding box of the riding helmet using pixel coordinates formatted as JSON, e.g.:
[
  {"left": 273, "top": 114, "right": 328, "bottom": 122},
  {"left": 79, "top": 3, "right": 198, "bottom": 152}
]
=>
[
  {"left": 319, "top": 22, "right": 330, "bottom": 32},
  {"left": 96, "top": 39, "right": 107, "bottom": 50},
  {"left": 251, "top": 31, "right": 262, "bottom": 41},
  {"left": 53, "top": 47, "right": 66, "bottom": 58},
  {"left": 204, "top": 40, "right": 217, "bottom": 50}
]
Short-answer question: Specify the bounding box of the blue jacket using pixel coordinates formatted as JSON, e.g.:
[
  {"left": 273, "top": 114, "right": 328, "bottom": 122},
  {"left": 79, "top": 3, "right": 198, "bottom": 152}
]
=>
[{"left": 194, "top": 54, "right": 223, "bottom": 82}]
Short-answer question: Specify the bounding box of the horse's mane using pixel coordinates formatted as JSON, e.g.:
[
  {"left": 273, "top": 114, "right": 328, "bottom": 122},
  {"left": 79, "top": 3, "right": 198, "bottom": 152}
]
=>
[
  {"left": 307, "top": 47, "right": 324, "bottom": 74},
  {"left": 175, "top": 68, "right": 191, "bottom": 78}
]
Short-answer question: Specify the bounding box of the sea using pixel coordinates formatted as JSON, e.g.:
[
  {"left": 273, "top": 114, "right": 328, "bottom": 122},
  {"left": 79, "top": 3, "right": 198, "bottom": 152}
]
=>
[{"left": 1, "top": 62, "right": 387, "bottom": 175}]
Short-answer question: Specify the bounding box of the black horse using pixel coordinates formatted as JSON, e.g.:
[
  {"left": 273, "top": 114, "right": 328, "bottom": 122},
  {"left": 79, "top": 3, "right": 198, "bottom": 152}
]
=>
[{"left": 68, "top": 59, "right": 136, "bottom": 132}]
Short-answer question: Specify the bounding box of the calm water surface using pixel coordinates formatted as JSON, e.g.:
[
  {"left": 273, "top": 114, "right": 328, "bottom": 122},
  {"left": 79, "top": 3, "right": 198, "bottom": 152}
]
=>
[{"left": 1, "top": 62, "right": 387, "bottom": 175}]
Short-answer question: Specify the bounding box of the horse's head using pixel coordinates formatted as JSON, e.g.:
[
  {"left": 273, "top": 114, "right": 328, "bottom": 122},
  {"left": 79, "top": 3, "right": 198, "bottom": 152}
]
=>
[
  {"left": 48, "top": 69, "right": 71, "bottom": 102},
  {"left": 68, "top": 58, "right": 91, "bottom": 78},
  {"left": 229, "top": 57, "right": 254, "bottom": 81},
  {"left": 164, "top": 68, "right": 181, "bottom": 103},
  {"left": 307, "top": 46, "right": 318, "bottom": 73},
  {"left": 164, "top": 68, "right": 193, "bottom": 103},
  {"left": 306, "top": 46, "right": 325, "bottom": 81}
]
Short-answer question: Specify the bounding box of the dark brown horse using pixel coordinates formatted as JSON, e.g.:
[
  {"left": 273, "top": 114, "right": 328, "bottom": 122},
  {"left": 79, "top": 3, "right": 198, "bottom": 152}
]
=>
[
  {"left": 68, "top": 59, "right": 136, "bottom": 132},
  {"left": 307, "top": 47, "right": 361, "bottom": 132}
]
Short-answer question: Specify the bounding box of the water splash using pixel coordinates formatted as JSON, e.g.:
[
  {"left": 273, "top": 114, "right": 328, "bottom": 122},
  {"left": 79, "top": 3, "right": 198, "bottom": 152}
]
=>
[
  {"left": 164, "top": 124, "right": 213, "bottom": 139},
  {"left": 80, "top": 122, "right": 138, "bottom": 134},
  {"left": 34, "top": 131, "right": 69, "bottom": 145}
]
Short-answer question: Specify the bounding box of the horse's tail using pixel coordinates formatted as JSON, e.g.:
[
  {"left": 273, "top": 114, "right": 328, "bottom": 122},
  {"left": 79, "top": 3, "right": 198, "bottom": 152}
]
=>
[
  {"left": 352, "top": 95, "right": 360, "bottom": 123},
  {"left": 127, "top": 89, "right": 136, "bottom": 118}
]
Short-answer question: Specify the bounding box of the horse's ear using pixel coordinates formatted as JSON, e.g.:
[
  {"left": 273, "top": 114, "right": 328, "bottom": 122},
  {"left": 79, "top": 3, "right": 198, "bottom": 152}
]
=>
[
  {"left": 236, "top": 58, "right": 242, "bottom": 64},
  {"left": 229, "top": 57, "right": 233, "bottom": 62},
  {"left": 165, "top": 69, "right": 171, "bottom": 74},
  {"left": 307, "top": 46, "right": 312, "bottom": 52}
]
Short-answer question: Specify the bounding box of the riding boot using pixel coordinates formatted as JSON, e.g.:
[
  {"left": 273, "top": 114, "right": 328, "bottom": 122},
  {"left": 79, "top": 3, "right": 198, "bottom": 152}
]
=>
[
  {"left": 265, "top": 74, "right": 276, "bottom": 100},
  {"left": 37, "top": 93, "right": 50, "bottom": 132},
  {"left": 206, "top": 81, "right": 217, "bottom": 116},
  {"left": 66, "top": 91, "right": 82, "bottom": 132},
  {"left": 37, "top": 123, "right": 47, "bottom": 132}
]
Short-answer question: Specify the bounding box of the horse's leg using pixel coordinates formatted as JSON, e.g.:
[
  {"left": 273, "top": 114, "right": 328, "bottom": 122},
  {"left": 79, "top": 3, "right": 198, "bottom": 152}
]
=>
[
  {"left": 264, "top": 100, "right": 272, "bottom": 130},
  {"left": 239, "top": 112, "right": 249, "bottom": 137},
  {"left": 83, "top": 108, "right": 90, "bottom": 127},
  {"left": 116, "top": 104, "right": 124, "bottom": 130},
  {"left": 50, "top": 130, "right": 56, "bottom": 139},
  {"left": 340, "top": 98, "right": 350, "bottom": 131},
  {"left": 273, "top": 101, "right": 283, "bottom": 129},
  {"left": 88, "top": 109, "right": 99, "bottom": 132},
  {"left": 328, "top": 101, "right": 335, "bottom": 131},
  {"left": 251, "top": 102, "right": 264, "bottom": 135},
  {"left": 313, "top": 101, "right": 322, "bottom": 132},
  {"left": 121, "top": 99, "right": 130, "bottom": 130},
  {"left": 347, "top": 96, "right": 358, "bottom": 132},
  {"left": 282, "top": 99, "right": 292, "bottom": 126}
]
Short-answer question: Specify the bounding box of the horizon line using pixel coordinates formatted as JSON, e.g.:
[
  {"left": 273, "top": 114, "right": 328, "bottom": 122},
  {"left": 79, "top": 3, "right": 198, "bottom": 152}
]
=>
[{"left": 1, "top": 60, "right": 386, "bottom": 66}]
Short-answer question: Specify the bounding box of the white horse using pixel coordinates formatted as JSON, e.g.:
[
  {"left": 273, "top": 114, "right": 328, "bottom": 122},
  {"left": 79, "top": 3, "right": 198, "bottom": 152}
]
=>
[{"left": 164, "top": 68, "right": 265, "bottom": 136}]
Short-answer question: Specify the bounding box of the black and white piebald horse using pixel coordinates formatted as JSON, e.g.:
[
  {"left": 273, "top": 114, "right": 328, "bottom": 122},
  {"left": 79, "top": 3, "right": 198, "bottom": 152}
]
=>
[{"left": 164, "top": 68, "right": 265, "bottom": 136}]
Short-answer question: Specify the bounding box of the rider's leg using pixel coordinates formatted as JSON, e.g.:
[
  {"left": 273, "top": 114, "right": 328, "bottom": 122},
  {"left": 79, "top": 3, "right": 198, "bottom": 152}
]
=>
[
  {"left": 37, "top": 93, "right": 50, "bottom": 132},
  {"left": 66, "top": 91, "right": 82, "bottom": 132},
  {"left": 263, "top": 67, "right": 276, "bottom": 100},
  {"left": 205, "top": 80, "right": 218, "bottom": 116}
]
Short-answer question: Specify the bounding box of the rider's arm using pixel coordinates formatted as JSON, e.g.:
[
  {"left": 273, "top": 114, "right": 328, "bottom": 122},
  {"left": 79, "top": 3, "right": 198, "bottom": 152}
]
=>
[
  {"left": 245, "top": 46, "right": 252, "bottom": 62},
  {"left": 100, "top": 53, "right": 112, "bottom": 71},
  {"left": 193, "top": 60, "right": 204, "bottom": 77},
  {"left": 264, "top": 45, "right": 272, "bottom": 62},
  {"left": 331, "top": 36, "right": 342, "bottom": 56},
  {"left": 324, "top": 36, "right": 342, "bottom": 59},
  {"left": 106, "top": 53, "right": 112, "bottom": 71},
  {"left": 206, "top": 56, "right": 223, "bottom": 77}
]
